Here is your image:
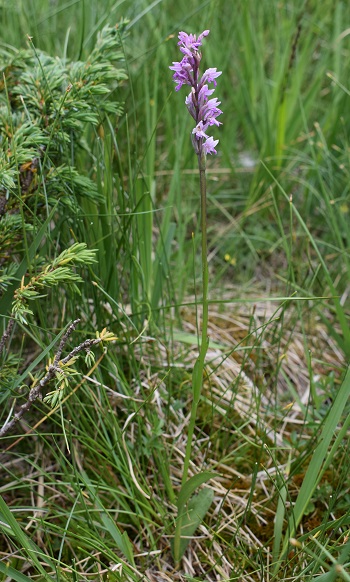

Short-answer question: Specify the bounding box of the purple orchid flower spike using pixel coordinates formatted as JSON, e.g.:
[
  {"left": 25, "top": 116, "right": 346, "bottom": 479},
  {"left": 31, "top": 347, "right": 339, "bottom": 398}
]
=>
[
  {"left": 170, "top": 31, "right": 223, "bottom": 566},
  {"left": 169, "top": 30, "right": 222, "bottom": 155}
]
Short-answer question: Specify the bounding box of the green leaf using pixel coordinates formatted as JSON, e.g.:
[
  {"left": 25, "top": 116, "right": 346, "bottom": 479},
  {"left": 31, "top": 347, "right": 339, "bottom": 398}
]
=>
[
  {"left": 312, "top": 537, "right": 350, "bottom": 582},
  {"left": 279, "top": 366, "right": 350, "bottom": 561},
  {"left": 0, "top": 562, "right": 33, "bottom": 582},
  {"left": 173, "top": 472, "right": 216, "bottom": 563},
  {"left": 175, "top": 487, "right": 214, "bottom": 560},
  {"left": 171, "top": 331, "right": 227, "bottom": 350},
  {"left": 78, "top": 471, "right": 135, "bottom": 566},
  {"left": 0, "top": 496, "right": 56, "bottom": 580},
  {"left": 177, "top": 472, "right": 216, "bottom": 512}
]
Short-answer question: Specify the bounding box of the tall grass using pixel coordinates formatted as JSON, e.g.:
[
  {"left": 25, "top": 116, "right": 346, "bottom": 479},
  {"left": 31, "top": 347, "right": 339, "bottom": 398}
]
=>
[{"left": 1, "top": 0, "right": 350, "bottom": 580}]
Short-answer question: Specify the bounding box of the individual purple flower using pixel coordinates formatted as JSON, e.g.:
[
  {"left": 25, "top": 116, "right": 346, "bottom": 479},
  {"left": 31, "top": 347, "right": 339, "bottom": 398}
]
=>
[
  {"left": 198, "top": 84, "right": 215, "bottom": 108},
  {"left": 170, "top": 30, "right": 222, "bottom": 155},
  {"left": 200, "top": 97, "right": 223, "bottom": 127},
  {"left": 202, "top": 136, "right": 219, "bottom": 155},
  {"left": 200, "top": 68, "right": 221, "bottom": 87},
  {"left": 185, "top": 90, "right": 196, "bottom": 118},
  {"left": 192, "top": 121, "right": 209, "bottom": 140},
  {"left": 169, "top": 59, "right": 193, "bottom": 91}
]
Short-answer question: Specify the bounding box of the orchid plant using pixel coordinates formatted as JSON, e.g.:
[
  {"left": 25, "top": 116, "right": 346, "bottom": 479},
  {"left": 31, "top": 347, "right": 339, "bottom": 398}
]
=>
[{"left": 170, "top": 30, "right": 222, "bottom": 563}]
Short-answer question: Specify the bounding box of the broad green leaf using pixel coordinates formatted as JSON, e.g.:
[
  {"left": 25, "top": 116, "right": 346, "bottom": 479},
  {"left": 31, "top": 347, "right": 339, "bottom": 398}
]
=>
[
  {"left": 177, "top": 472, "right": 216, "bottom": 513},
  {"left": 172, "top": 330, "right": 228, "bottom": 351},
  {"left": 175, "top": 487, "right": 214, "bottom": 560},
  {"left": 173, "top": 472, "right": 216, "bottom": 563}
]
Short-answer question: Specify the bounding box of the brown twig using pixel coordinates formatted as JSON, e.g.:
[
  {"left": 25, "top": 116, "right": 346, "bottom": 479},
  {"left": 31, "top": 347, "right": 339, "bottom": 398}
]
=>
[
  {"left": 0, "top": 318, "right": 15, "bottom": 357},
  {"left": 2, "top": 351, "right": 106, "bottom": 453},
  {"left": 0, "top": 319, "right": 103, "bottom": 438}
]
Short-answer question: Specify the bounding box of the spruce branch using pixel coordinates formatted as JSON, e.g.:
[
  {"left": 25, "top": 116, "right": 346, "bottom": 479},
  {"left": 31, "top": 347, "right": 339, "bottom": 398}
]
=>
[{"left": 11, "top": 243, "right": 96, "bottom": 323}]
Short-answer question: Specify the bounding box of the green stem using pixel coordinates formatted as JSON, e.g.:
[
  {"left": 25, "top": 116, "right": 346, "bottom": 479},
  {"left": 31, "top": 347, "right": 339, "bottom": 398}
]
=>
[
  {"left": 182, "top": 149, "right": 209, "bottom": 484},
  {"left": 173, "top": 150, "right": 209, "bottom": 563}
]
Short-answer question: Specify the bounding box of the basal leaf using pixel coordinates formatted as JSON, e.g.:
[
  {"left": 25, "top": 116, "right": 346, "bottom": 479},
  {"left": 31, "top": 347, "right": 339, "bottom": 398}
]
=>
[{"left": 174, "top": 487, "right": 214, "bottom": 560}]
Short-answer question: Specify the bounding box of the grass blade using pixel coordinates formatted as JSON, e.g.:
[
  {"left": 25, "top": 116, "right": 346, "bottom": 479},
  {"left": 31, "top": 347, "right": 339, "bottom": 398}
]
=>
[
  {"left": 0, "top": 496, "right": 56, "bottom": 580},
  {"left": 279, "top": 366, "right": 350, "bottom": 561}
]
